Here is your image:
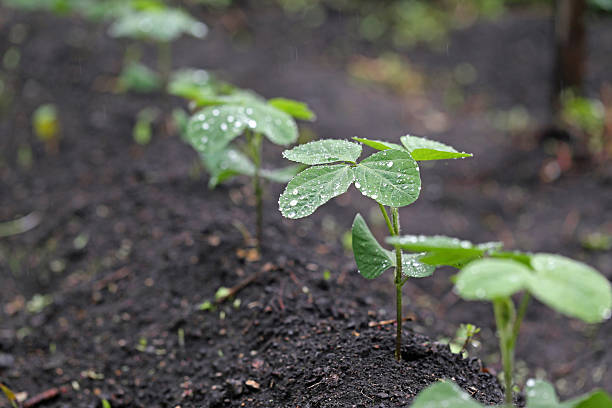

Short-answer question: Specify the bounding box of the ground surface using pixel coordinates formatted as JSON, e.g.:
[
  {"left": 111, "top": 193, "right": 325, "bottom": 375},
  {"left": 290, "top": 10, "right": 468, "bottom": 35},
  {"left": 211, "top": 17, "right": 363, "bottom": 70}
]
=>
[{"left": 0, "top": 2, "right": 611, "bottom": 407}]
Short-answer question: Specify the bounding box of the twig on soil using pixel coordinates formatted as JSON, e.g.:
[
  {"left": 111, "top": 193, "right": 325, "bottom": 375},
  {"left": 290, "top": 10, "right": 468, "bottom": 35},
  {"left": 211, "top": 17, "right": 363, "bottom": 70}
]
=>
[
  {"left": 368, "top": 316, "right": 412, "bottom": 327},
  {"left": 93, "top": 267, "right": 131, "bottom": 291},
  {"left": 215, "top": 263, "right": 275, "bottom": 304},
  {"left": 23, "top": 386, "right": 68, "bottom": 408}
]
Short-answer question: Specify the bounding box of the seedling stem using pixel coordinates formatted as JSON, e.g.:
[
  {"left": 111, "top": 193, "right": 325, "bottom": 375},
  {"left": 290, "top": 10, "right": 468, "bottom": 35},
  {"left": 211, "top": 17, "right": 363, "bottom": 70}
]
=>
[
  {"left": 493, "top": 298, "right": 516, "bottom": 406},
  {"left": 247, "top": 131, "right": 264, "bottom": 250}
]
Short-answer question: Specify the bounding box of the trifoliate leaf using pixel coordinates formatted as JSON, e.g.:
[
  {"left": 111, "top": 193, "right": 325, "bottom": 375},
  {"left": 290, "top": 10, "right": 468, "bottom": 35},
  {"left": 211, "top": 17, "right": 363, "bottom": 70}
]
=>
[
  {"left": 279, "top": 164, "right": 354, "bottom": 219},
  {"left": 455, "top": 259, "right": 532, "bottom": 301},
  {"left": 353, "top": 149, "right": 421, "bottom": 207},
  {"left": 528, "top": 254, "right": 612, "bottom": 324},
  {"left": 412, "top": 382, "right": 483, "bottom": 408},
  {"left": 283, "top": 139, "right": 362, "bottom": 165},
  {"left": 268, "top": 98, "right": 316, "bottom": 120},
  {"left": 353, "top": 137, "right": 403, "bottom": 151},
  {"left": 400, "top": 135, "right": 472, "bottom": 161},
  {"left": 351, "top": 213, "right": 394, "bottom": 279}
]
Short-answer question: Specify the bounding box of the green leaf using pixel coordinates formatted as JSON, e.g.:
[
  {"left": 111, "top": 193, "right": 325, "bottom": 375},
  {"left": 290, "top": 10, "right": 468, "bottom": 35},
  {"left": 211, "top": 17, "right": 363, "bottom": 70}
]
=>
[
  {"left": 455, "top": 259, "right": 532, "bottom": 300},
  {"left": 353, "top": 137, "right": 404, "bottom": 151},
  {"left": 282, "top": 139, "right": 362, "bottom": 165},
  {"left": 279, "top": 164, "right": 354, "bottom": 219},
  {"left": 168, "top": 68, "right": 216, "bottom": 103},
  {"left": 400, "top": 135, "right": 472, "bottom": 161},
  {"left": 412, "top": 382, "right": 483, "bottom": 408},
  {"left": 525, "top": 380, "right": 560, "bottom": 408},
  {"left": 109, "top": 8, "right": 207, "bottom": 42},
  {"left": 563, "top": 390, "right": 612, "bottom": 408},
  {"left": 401, "top": 253, "right": 435, "bottom": 278},
  {"left": 386, "top": 235, "right": 502, "bottom": 267},
  {"left": 351, "top": 213, "right": 394, "bottom": 279},
  {"left": 117, "top": 61, "right": 161, "bottom": 93},
  {"left": 489, "top": 250, "right": 533, "bottom": 267},
  {"left": 353, "top": 149, "right": 421, "bottom": 207},
  {"left": 0, "top": 383, "right": 18, "bottom": 408},
  {"left": 528, "top": 254, "right": 612, "bottom": 324},
  {"left": 525, "top": 380, "right": 612, "bottom": 408},
  {"left": 268, "top": 98, "right": 316, "bottom": 120},
  {"left": 260, "top": 165, "right": 305, "bottom": 183},
  {"left": 186, "top": 103, "right": 298, "bottom": 154},
  {"left": 203, "top": 148, "right": 254, "bottom": 188}
]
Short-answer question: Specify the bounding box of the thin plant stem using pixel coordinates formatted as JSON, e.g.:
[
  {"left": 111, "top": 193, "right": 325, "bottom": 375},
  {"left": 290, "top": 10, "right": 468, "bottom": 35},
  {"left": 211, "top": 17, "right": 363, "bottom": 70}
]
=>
[
  {"left": 511, "top": 292, "right": 530, "bottom": 347},
  {"left": 493, "top": 299, "right": 515, "bottom": 406},
  {"left": 392, "top": 207, "right": 403, "bottom": 361},
  {"left": 158, "top": 41, "right": 172, "bottom": 87},
  {"left": 250, "top": 132, "right": 264, "bottom": 251},
  {"left": 378, "top": 203, "right": 394, "bottom": 235}
]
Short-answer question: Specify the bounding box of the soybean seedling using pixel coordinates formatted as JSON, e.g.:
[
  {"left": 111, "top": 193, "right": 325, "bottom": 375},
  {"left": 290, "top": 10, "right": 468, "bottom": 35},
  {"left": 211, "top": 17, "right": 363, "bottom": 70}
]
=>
[
  {"left": 32, "top": 103, "right": 60, "bottom": 154},
  {"left": 109, "top": 1, "right": 207, "bottom": 86},
  {"left": 279, "top": 135, "right": 472, "bottom": 360},
  {"left": 184, "top": 90, "right": 315, "bottom": 249},
  {"left": 388, "top": 235, "right": 612, "bottom": 406}
]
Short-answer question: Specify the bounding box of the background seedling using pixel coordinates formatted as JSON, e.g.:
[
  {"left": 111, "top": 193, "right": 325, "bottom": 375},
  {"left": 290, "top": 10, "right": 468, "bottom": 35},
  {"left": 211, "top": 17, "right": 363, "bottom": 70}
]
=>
[
  {"left": 109, "top": 1, "right": 208, "bottom": 86},
  {"left": 279, "top": 135, "right": 471, "bottom": 360},
  {"left": 388, "top": 235, "right": 612, "bottom": 405},
  {"left": 32, "top": 103, "right": 60, "bottom": 154},
  {"left": 133, "top": 107, "right": 159, "bottom": 145},
  {"left": 185, "top": 89, "right": 314, "bottom": 249}
]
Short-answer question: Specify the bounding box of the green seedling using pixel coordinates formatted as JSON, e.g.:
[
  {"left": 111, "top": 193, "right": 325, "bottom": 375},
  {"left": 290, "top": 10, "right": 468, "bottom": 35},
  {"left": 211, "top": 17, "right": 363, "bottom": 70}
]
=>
[
  {"left": 133, "top": 107, "right": 159, "bottom": 145},
  {"left": 388, "top": 235, "right": 612, "bottom": 405},
  {"left": 412, "top": 380, "right": 612, "bottom": 408},
  {"left": 279, "top": 135, "right": 471, "bottom": 360},
  {"left": 0, "top": 382, "right": 18, "bottom": 408},
  {"left": 32, "top": 104, "right": 60, "bottom": 154},
  {"left": 447, "top": 323, "right": 480, "bottom": 356},
  {"left": 185, "top": 90, "right": 315, "bottom": 249},
  {"left": 117, "top": 61, "right": 161, "bottom": 93},
  {"left": 109, "top": 1, "right": 207, "bottom": 85}
]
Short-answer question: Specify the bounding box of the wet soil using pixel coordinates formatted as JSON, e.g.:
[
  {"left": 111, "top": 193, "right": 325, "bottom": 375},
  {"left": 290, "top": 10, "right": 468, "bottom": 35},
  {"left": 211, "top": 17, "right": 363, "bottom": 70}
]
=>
[{"left": 1, "top": 2, "right": 611, "bottom": 407}]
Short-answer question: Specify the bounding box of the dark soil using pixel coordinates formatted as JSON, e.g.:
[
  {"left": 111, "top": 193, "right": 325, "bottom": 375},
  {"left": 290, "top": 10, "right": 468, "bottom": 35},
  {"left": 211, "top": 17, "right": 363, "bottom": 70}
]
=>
[{"left": 0, "top": 2, "right": 611, "bottom": 407}]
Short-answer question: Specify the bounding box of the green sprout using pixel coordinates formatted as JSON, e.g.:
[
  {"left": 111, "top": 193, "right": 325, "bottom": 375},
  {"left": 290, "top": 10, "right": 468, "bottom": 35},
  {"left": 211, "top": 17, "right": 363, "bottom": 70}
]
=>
[
  {"left": 184, "top": 90, "right": 315, "bottom": 250},
  {"left": 133, "top": 107, "right": 159, "bottom": 145},
  {"left": 32, "top": 103, "right": 60, "bottom": 154},
  {"left": 109, "top": 1, "right": 207, "bottom": 85},
  {"left": 387, "top": 235, "right": 612, "bottom": 405},
  {"left": 279, "top": 135, "right": 472, "bottom": 360}
]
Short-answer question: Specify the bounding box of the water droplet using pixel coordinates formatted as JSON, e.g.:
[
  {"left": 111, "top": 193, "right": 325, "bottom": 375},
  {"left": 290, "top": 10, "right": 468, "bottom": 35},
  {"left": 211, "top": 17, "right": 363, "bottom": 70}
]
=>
[
  {"left": 248, "top": 120, "right": 257, "bottom": 128},
  {"left": 246, "top": 108, "right": 253, "bottom": 115},
  {"left": 371, "top": 194, "right": 378, "bottom": 200},
  {"left": 355, "top": 182, "right": 361, "bottom": 189},
  {"left": 212, "top": 109, "right": 220, "bottom": 116},
  {"left": 289, "top": 199, "right": 298, "bottom": 206},
  {"left": 221, "top": 123, "right": 228, "bottom": 131},
  {"left": 288, "top": 211, "right": 296, "bottom": 218},
  {"left": 387, "top": 161, "right": 393, "bottom": 167},
  {"left": 292, "top": 189, "right": 299, "bottom": 195},
  {"left": 227, "top": 115, "right": 235, "bottom": 123},
  {"left": 475, "top": 288, "right": 485, "bottom": 298},
  {"left": 526, "top": 379, "right": 536, "bottom": 387},
  {"left": 202, "top": 123, "right": 209, "bottom": 130},
  {"left": 234, "top": 121, "right": 242, "bottom": 128}
]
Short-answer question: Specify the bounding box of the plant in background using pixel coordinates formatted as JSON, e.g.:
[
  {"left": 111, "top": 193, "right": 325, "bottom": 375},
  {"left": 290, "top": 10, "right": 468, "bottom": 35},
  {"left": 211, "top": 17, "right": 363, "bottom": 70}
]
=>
[
  {"left": 279, "top": 135, "right": 472, "bottom": 360},
  {"left": 108, "top": 0, "right": 208, "bottom": 86},
  {"left": 184, "top": 89, "right": 315, "bottom": 250},
  {"left": 32, "top": 103, "right": 60, "bottom": 154},
  {"left": 132, "top": 107, "right": 159, "bottom": 145},
  {"left": 387, "top": 235, "right": 612, "bottom": 406}
]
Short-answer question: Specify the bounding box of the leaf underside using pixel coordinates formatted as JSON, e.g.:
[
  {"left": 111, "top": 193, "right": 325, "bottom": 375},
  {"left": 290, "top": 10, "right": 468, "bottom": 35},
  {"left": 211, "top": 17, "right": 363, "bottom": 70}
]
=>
[
  {"left": 400, "top": 135, "right": 472, "bottom": 161},
  {"left": 268, "top": 97, "right": 316, "bottom": 120},
  {"left": 352, "top": 214, "right": 394, "bottom": 279},
  {"left": 455, "top": 258, "right": 532, "bottom": 300}
]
